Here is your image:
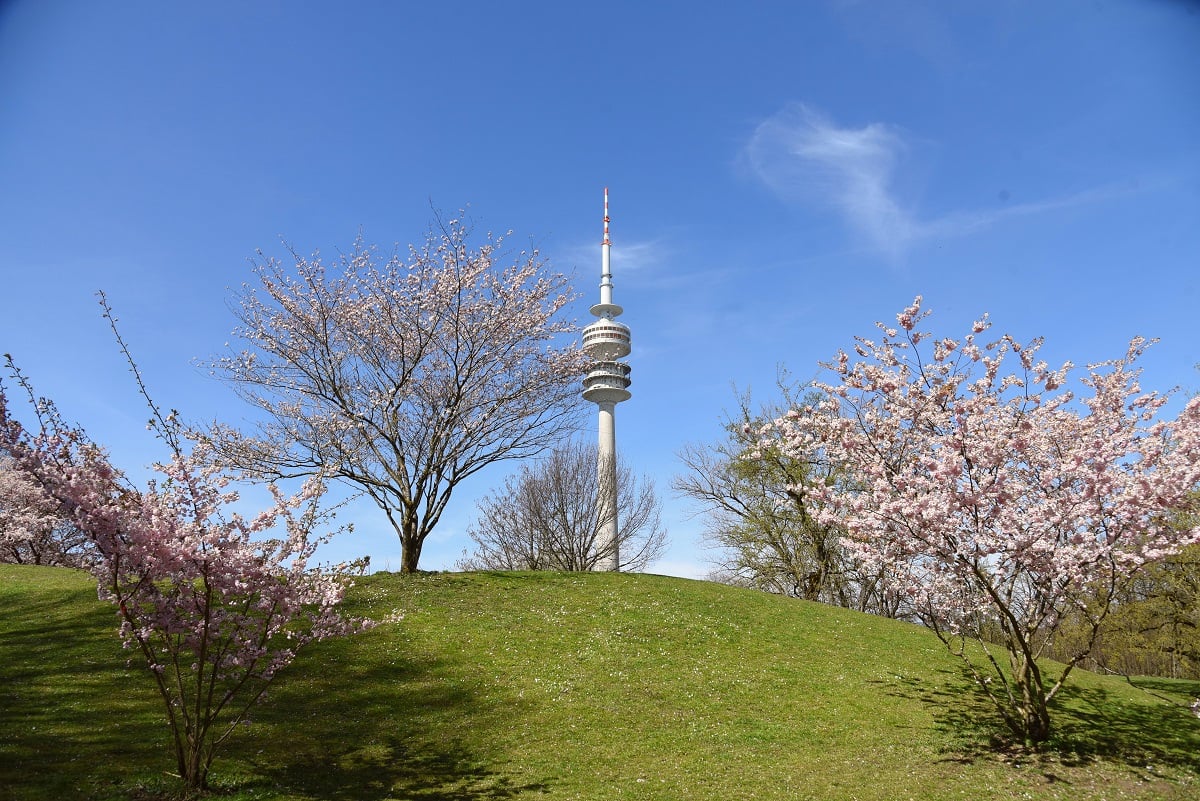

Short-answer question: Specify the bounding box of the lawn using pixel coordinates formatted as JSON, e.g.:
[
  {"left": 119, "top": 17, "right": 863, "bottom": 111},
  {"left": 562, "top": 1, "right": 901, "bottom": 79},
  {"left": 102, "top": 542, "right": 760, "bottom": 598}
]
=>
[{"left": 2, "top": 565, "right": 1198, "bottom": 800}]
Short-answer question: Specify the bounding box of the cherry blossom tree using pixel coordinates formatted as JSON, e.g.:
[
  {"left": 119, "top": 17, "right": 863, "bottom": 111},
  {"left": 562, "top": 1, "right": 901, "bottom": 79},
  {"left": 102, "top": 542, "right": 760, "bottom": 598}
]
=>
[
  {"left": 202, "top": 217, "right": 587, "bottom": 573},
  {"left": 2, "top": 335, "right": 371, "bottom": 792},
  {"left": 772, "top": 297, "right": 1200, "bottom": 746},
  {"left": 0, "top": 452, "right": 91, "bottom": 566},
  {"left": 457, "top": 441, "right": 667, "bottom": 572}
]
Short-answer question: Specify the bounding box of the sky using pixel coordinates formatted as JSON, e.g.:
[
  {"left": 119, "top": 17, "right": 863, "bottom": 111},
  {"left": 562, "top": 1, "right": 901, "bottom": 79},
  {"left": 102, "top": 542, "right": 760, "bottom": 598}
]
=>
[{"left": 1, "top": 0, "right": 1198, "bottom": 579}]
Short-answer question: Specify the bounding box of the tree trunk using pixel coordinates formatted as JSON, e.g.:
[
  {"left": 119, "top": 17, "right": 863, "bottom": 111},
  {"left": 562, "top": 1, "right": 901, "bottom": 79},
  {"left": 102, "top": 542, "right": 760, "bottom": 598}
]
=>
[
  {"left": 1020, "top": 700, "right": 1052, "bottom": 748},
  {"left": 1012, "top": 659, "right": 1052, "bottom": 747},
  {"left": 401, "top": 540, "right": 421, "bottom": 573},
  {"left": 181, "top": 740, "right": 208, "bottom": 793},
  {"left": 398, "top": 510, "right": 422, "bottom": 573}
]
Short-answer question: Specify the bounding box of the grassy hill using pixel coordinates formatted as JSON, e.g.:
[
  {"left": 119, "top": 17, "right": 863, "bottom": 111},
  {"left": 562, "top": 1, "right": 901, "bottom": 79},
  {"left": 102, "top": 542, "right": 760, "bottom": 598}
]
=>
[{"left": 2, "top": 565, "right": 1199, "bottom": 800}]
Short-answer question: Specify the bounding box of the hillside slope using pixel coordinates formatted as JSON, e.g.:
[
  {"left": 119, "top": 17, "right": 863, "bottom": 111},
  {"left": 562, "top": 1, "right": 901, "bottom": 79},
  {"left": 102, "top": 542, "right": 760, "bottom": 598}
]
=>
[{"left": 2, "top": 566, "right": 1198, "bottom": 800}]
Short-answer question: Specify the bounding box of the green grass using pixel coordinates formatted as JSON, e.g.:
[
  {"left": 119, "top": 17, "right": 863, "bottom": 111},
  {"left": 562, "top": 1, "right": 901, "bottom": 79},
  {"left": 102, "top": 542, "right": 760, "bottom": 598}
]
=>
[{"left": 3, "top": 565, "right": 1199, "bottom": 800}]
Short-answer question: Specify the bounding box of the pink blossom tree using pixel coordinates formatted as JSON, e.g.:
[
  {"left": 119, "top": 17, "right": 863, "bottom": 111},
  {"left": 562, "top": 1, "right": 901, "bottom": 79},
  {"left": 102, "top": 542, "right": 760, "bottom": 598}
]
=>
[
  {"left": 2, "top": 338, "right": 372, "bottom": 792},
  {"left": 773, "top": 297, "right": 1200, "bottom": 746},
  {"left": 201, "top": 217, "right": 587, "bottom": 573},
  {"left": 0, "top": 452, "right": 91, "bottom": 566}
]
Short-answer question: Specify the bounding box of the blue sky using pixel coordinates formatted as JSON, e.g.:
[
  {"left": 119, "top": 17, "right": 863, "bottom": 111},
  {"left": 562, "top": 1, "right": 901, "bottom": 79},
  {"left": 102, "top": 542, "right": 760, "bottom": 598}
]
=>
[{"left": 2, "top": 1, "right": 1198, "bottom": 579}]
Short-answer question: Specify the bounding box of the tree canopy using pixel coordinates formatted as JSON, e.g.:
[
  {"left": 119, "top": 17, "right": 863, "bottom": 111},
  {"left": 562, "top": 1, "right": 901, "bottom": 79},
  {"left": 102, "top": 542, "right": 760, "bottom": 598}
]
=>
[
  {"left": 772, "top": 297, "right": 1200, "bottom": 746},
  {"left": 203, "top": 219, "right": 586, "bottom": 572},
  {"left": 459, "top": 441, "right": 667, "bottom": 573}
]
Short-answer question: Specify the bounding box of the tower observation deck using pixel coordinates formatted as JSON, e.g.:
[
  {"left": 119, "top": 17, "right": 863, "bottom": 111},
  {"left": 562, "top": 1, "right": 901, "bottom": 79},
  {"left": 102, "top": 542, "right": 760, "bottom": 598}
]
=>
[{"left": 582, "top": 188, "right": 631, "bottom": 571}]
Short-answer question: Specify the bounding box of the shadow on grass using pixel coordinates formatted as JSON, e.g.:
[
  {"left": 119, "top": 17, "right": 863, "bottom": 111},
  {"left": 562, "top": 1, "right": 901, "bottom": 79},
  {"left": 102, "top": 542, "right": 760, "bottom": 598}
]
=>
[
  {"left": 247, "top": 733, "right": 547, "bottom": 800},
  {"left": 1, "top": 591, "right": 170, "bottom": 801},
  {"left": 1050, "top": 683, "right": 1200, "bottom": 771},
  {"left": 1124, "top": 676, "right": 1200, "bottom": 706},
  {"left": 2, "top": 576, "right": 548, "bottom": 800},
  {"left": 874, "top": 670, "right": 1009, "bottom": 761},
  {"left": 878, "top": 668, "right": 1200, "bottom": 774},
  {"left": 236, "top": 640, "right": 550, "bottom": 800}
]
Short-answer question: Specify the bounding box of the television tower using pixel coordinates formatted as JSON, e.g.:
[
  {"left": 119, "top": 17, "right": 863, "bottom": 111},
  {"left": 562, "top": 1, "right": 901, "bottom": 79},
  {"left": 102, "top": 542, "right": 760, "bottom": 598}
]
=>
[{"left": 581, "top": 188, "right": 632, "bottom": 571}]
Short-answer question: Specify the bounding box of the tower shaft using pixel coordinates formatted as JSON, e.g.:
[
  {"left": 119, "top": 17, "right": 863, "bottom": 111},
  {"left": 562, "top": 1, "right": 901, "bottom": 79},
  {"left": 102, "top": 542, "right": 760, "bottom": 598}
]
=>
[
  {"left": 581, "top": 188, "right": 631, "bottom": 572},
  {"left": 595, "top": 401, "right": 619, "bottom": 571}
]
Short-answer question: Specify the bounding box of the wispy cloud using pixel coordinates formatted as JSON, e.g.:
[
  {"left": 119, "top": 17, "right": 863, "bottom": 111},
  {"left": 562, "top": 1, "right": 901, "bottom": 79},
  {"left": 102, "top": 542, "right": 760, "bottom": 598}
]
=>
[
  {"left": 615, "top": 238, "right": 670, "bottom": 276},
  {"left": 743, "top": 103, "right": 916, "bottom": 257},
  {"left": 561, "top": 237, "right": 670, "bottom": 282},
  {"left": 922, "top": 187, "right": 1129, "bottom": 239},
  {"left": 743, "top": 102, "right": 1121, "bottom": 260}
]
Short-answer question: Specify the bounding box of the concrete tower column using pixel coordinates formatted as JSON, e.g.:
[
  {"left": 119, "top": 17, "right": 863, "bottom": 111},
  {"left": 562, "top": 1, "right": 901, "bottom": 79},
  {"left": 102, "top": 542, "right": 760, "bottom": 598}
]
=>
[
  {"left": 596, "top": 400, "right": 619, "bottom": 571},
  {"left": 581, "top": 188, "right": 631, "bottom": 572}
]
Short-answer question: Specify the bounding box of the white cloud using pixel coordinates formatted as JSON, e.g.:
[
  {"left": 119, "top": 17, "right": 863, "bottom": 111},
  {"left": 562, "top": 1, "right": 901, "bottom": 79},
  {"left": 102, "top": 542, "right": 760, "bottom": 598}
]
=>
[
  {"left": 615, "top": 239, "right": 669, "bottom": 276},
  {"left": 743, "top": 102, "right": 1120, "bottom": 260},
  {"left": 744, "top": 103, "right": 917, "bottom": 258},
  {"left": 561, "top": 237, "right": 670, "bottom": 282},
  {"left": 922, "top": 186, "right": 1129, "bottom": 239}
]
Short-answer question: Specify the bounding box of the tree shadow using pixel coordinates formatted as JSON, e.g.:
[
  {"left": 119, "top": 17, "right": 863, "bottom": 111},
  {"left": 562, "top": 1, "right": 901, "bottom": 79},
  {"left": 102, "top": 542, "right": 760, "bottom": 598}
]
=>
[
  {"left": 1124, "top": 676, "right": 1200, "bottom": 705},
  {"left": 876, "top": 667, "right": 1200, "bottom": 774},
  {"left": 245, "top": 734, "right": 549, "bottom": 801},
  {"left": 872, "top": 669, "right": 1011, "bottom": 762},
  {"left": 2, "top": 575, "right": 550, "bottom": 800},
  {"left": 234, "top": 641, "right": 551, "bottom": 800},
  {"left": 1, "top": 588, "right": 167, "bottom": 800},
  {"left": 1050, "top": 683, "right": 1200, "bottom": 772}
]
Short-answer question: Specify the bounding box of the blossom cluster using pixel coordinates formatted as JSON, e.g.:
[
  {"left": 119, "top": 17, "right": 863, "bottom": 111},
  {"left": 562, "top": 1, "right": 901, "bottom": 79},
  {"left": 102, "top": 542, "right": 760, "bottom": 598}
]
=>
[
  {"left": 0, "top": 454, "right": 79, "bottom": 565},
  {"left": 774, "top": 296, "right": 1200, "bottom": 639},
  {"left": 1, "top": 375, "right": 372, "bottom": 786},
  {"left": 202, "top": 219, "right": 587, "bottom": 572}
]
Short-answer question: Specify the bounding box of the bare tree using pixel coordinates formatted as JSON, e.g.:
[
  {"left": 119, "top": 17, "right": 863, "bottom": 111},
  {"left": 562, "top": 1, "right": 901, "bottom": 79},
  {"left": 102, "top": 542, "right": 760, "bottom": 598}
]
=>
[
  {"left": 458, "top": 441, "right": 667, "bottom": 572},
  {"left": 674, "top": 376, "right": 901, "bottom": 615},
  {"left": 201, "top": 217, "right": 587, "bottom": 572}
]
